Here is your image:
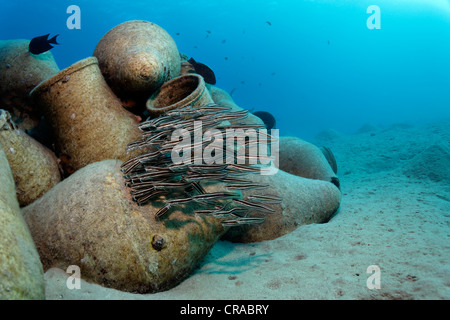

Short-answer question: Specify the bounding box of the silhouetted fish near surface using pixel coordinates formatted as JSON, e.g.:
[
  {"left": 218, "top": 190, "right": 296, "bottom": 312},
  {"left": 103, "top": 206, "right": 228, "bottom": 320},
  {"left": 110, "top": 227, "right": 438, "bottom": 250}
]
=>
[
  {"left": 253, "top": 111, "right": 276, "bottom": 130},
  {"left": 29, "top": 34, "right": 59, "bottom": 55},
  {"left": 188, "top": 57, "right": 216, "bottom": 85},
  {"left": 266, "top": 21, "right": 272, "bottom": 26}
]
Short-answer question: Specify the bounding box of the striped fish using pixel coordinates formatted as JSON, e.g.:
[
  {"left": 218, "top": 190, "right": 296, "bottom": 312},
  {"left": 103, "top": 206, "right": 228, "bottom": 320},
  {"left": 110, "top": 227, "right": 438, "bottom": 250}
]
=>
[
  {"left": 222, "top": 217, "right": 265, "bottom": 227},
  {"left": 247, "top": 194, "right": 282, "bottom": 204},
  {"left": 233, "top": 199, "right": 276, "bottom": 213}
]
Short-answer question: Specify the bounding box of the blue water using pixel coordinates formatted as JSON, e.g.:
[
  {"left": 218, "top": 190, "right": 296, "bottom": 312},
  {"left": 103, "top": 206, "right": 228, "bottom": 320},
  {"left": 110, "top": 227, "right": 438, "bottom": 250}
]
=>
[{"left": 2, "top": 0, "right": 450, "bottom": 139}]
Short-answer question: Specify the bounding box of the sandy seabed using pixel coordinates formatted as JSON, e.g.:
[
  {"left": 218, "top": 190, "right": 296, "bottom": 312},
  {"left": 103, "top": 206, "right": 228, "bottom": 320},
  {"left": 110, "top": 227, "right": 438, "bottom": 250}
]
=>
[{"left": 44, "top": 119, "right": 450, "bottom": 300}]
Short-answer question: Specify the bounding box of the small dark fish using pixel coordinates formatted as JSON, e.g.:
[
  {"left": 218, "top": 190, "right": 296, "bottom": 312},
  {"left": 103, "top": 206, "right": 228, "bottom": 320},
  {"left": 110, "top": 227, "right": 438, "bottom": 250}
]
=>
[
  {"left": 29, "top": 34, "right": 59, "bottom": 55},
  {"left": 240, "top": 217, "right": 266, "bottom": 225},
  {"left": 188, "top": 57, "right": 217, "bottom": 85},
  {"left": 138, "top": 117, "right": 169, "bottom": 130},
  {"left": 134, "top": 171, "right": 174, "bottom": 182},
  {"left": 176, "top": 33, "right": 180, "bottom": 36},
  {"left": 125, "top": 150, "right": 160, "bottom": 164},
  {"left": 218, "top": 124, "right": 266, "bottom": 130},
  {"left": 166, "top": 197, "right": 193, "bottom": 205},
  {"left": 121, "top": 150, "right": 161, "bottom": 173},
  {"left": 191, "top": 181, "right": 206, "bottom": 195},
  {"left": 128, "top": 180, "right": 158, "bottom": 189},
  {"left": 121, "top": 159, "right": 141, "bottom": 174},
  {"left": 253, "top": 111, "right": 276, "bottom": 130},
  {"left": 221, "top": 220, "right": 240, "bottom": 227},
  {"left": 206, "top": 30, "right": 212, "bottom": 34},
  {"left": 213, "top": 109, "right": 249, "bottom": 122},
  {"left": 152, "top": 182, "right": 192, "bottom": 190},
  {"left": 225, "top": 183, "right": 269, "bottom": 190},
  {"left": 247, "top": 194, "right": 282, "bottom": 204},
  {"left": 194, "top": 209, "right": 218, "bottom": 216},
  {"left": 266, "top": 21, "right": 272, "bottom": 26},
  {"left": 127, "top": 134, "right": 167, "bottom": 151},
  {"left": 225, "top": 164, "right": 261, "bottom": 173},
  {"left": 221, "top": 39, "right": 226, "bottom": 44},
  {"left": 212, "top": 207, "right": 249, "bottom": 218},
  {"left": 220, "top": 177, "right": 254, "bottom": 184},
  {"left": 192, "top": 192, "right": 240, "bottom": 202},
  {"left": 196, "top": 104, "right": 232, "bottom": 113},
  {"left": 145, "top": 166, "right": 173, "bottom": 173},
  {"left": 153, "top": 117, "right": 191, "bottom": 130},
  {"left": 155, "top": 204, "right": 171, "bottom": 219},
  {"left": 234, "top": 199, "right": 276, "bottom": 213},
  {"left": 131, "top": 186, "right": 156, "bottom": 196},
  {"left": 184, "top": 173, "right": 227, "bottom": 182},
  {"left": 168, "top": 164, "right": 190, "bottom": 173},
  {"left": 222, "top": 217, "right": 265, "bottom": 227},
  {"left": 135, "top": 190, "right": 166, "bottom": 206}
]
